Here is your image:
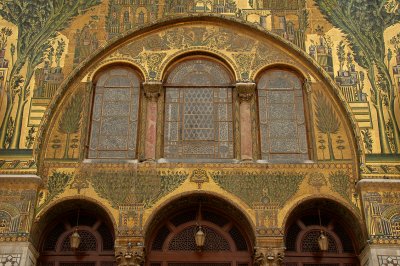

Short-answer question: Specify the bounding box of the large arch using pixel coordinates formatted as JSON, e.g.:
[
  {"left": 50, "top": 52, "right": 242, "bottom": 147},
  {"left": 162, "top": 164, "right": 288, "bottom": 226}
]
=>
[
  {"left": 31, "top": 198, "right": 117, "bottom": 250},
  {"left": 144, "top": 192, "right": 256, "bottom": 245},
  {"left": 34, "top": 15, "right": 364, "bottom": 171},
  {"left": 144, "top": 193, "right": 256, "bottom": 266},
  {"left": 283, "top": 197, "right": 368, "bottom": 256}
]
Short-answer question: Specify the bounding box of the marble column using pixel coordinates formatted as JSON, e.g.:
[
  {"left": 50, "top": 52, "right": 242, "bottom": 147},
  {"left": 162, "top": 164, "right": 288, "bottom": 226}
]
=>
[
  {"left": 236, "top": 82, "right": 256, "bottom": 161},
  {"left": 143, "top": 82, "right": 162, "bottom": 161}
]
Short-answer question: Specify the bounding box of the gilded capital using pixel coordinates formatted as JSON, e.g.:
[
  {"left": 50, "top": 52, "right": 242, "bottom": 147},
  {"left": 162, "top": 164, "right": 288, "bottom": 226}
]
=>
[
  {"left": 143, "top": 82, "right": 163, "bottom": 101},
  {"left": 253, "top": 247, "right": 285, "bottom": 266},
  {"left": 236, "top": 82, "right": 256, "bottom": 102},
  {"left": 115, "top": 243, "right": 145, "bottom": 266}
]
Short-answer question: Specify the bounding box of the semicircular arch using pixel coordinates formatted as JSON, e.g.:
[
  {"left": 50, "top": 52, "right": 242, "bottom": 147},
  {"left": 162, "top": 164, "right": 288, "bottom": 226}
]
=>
[
  {"left": 31, "top": 197, "right": 117, "bottom": 249},
  {"left": 282, "top": 195, "right": 367, "bottom": 253},
  {"left": 34, "top": 15, "right": 364, "bottom": 172},
  {"left": 144, "top": 191, "right": 256, "bottom": 246}
]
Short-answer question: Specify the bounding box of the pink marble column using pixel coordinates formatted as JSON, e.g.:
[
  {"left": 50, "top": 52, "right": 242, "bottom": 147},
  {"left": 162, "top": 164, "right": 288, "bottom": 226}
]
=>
[
  {"left": 143, "top": 82, "right": 162, "bottom": 161},
  {"left": 237, "top": 82, "right": 256, "bottom": 161}
]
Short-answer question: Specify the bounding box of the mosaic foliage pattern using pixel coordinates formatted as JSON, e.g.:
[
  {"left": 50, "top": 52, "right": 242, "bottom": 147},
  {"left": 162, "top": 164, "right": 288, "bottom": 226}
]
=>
[
  {"left": 89, "top": 168, "right": 188, "bottom": 208},
  {"left": 211, "top": 170, "right": 304, "bottom": 207},
  {"left": 0, "top": 0, "right": 102, "bottom": 150}
]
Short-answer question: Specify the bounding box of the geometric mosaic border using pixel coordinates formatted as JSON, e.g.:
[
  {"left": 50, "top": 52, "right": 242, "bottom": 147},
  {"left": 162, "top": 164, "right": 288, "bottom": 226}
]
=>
[
  {"left": 378, "top": 255, "right": 400, "bottom": 266},
  {"left": 0, "top": 254, "right": 21, "bottom": 266}
]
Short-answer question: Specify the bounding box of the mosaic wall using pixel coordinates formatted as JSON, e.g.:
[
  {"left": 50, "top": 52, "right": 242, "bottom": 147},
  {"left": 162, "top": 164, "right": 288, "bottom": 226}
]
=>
[
  {"left": 0, "top": 0, "right": 398, "bottom": 160},
  {"left": 0, "top": 0, "right": 399, "bottom": 261}
]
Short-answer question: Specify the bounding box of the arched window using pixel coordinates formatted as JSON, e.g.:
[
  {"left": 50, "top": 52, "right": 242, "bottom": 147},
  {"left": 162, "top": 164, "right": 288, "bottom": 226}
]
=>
[
  {"left": 164, "top": 58, "right": 234, "bottom": 160},
  {"left": 257, "top": 69, "right": 308, "bottom": 162},
  {"left": 88, "top": 67, "right": 141, "bottom": 159}
]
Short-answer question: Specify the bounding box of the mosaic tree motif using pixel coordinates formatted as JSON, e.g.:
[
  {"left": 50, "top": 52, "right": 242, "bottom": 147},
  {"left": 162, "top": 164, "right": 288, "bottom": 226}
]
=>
[
  {"left": 0, "top": 0, "right": 102, "bottom": 149},
  {"left": 315, "top": 0, "right": 400, "bottom": 154},
  {"left": 58, "top": 92, "right": 84, "bottom": 159},
  {"left": 315, "top": 91, "right": 341, "bottom": 161},
  {"left": 257, "top": 70, "right": 308, "bottom": 162},
  {"left": 164, "top": 59, "right": 234, "bottom": 159}
]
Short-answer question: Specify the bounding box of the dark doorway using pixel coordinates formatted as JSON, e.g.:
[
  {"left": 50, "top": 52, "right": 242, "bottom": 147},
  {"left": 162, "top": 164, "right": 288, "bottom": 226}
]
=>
[
  {"left": 147, "top": 204, "right": 253, "bottom": 266},
  {"left": 38, "top": 208, "right": 115, "bottom": 266},
  {"left": 284, "top": 207, "right": 360, "bottom": 266}
]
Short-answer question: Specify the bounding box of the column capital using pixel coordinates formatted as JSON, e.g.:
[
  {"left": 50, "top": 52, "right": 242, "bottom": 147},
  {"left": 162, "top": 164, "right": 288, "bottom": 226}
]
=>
[
  {"left": 236, "top": 82, "right": 256, "bottom": 102},
  {"left": 253, "top": 246, "right": 285, "bottom": 266},
  {"left": 115, "top": 243, "right": 145, "bottom": 266},
  {"left": 143, "top": 81, "right": 163, "bottom": 101}
]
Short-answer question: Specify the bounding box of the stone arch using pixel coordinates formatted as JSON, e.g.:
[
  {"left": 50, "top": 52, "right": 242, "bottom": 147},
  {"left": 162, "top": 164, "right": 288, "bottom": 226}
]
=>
[
  {"left": 282, "top": 196, "right": 367, "bottom": 253},
  {"left": 159, "top": 49, "right": 238, "bottom": 81},
  {"left": 34, "top": 15, "right": 364, "bottom": 171},
  {"left": 144, "top": 191, "right": 256, "bottom": 246},
  {"left": 31, "top": 197, "right": 117, "bottom": 249},
  {"left": 86, "top": 60, "right": 147, "bottom": 83},
  {"left": 253, "top": 63, "right": 310, "bottom": 82}
]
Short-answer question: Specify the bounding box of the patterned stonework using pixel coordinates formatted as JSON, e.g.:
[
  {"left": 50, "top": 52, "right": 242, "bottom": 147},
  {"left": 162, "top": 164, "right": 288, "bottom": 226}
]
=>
[
  {"left": 379, "top": 255, "right": 400, "bottom": 266},
  {"left": 0, "top": 254, "right": 21, "bottom": 266}
]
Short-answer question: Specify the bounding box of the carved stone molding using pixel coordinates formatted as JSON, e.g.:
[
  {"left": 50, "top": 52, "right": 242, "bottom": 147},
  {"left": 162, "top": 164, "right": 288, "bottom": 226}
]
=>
[
  {"left": 303, "top": 79, "right": 312, "bottom": 94},
  {"left": 253, "top": 247, "right": 285, "bottom": 266},
  {"left": 236, "top": 82, "right": 256, "bottom": 102},
  {"left": 115, "top": 243, "right": 145, "bottom": 266},
  {"left": 143, "top": 82, "right": 163, "bottom": 102}
]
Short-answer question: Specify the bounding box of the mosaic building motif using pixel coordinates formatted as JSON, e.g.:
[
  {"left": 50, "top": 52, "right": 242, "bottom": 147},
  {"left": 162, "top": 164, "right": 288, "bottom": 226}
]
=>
[
  {"left": 362, "top": 191, "right": 400, "bottom": 240},
  {"left": 0, "top": 188, "right": 36, "bottom": 241}
]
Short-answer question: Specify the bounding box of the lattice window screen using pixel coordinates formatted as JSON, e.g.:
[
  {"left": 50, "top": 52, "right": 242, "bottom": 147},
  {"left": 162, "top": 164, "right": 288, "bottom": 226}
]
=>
[
  {"left": 60, "top": 230, "right": 97, "bottom": 252},
  {"left": 168, "top": 225, "right": 230, "bottom": 251},
  {"left": 300, "top": 230, "right": 338, "bottom": 253},
  {"left": 164, "top": 59, "right": 233, "bottom": 159},
  {"left": 257, "top": 70, "right": 308, "bottom": 162},
  {"left": 89, "top": 68, "right": 140, "bottom": 159}
]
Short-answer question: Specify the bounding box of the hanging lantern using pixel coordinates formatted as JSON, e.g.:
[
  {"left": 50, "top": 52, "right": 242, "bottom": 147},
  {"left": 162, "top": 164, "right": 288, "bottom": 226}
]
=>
[
  {"left": 70, "top": 228, "right": 81, "bottom": 250},
  {"left": 318, "top": 231, "right": 328, "bottom": 251},
  {"left": 195, "top": 226, "right": 206, "bottom": 249}
]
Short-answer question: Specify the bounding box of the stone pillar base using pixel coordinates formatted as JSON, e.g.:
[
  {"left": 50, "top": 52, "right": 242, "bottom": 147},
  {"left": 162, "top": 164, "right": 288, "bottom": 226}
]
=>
[
  {"left": 360, "top": 244, "right": 400, "bottom": 266},
  {"left": 0, "top": 242, "right": 39, "bottom": 266}
]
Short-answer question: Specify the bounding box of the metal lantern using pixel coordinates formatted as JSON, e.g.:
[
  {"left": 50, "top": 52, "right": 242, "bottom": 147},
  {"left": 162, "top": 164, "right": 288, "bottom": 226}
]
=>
[
  {"left": 318, "top": 231, "right": 328, "bottom": 251},
  {"left": 70, "top": 228, "right": 81, "bottom": 249},
  {"left": 195, "top": 226, "right": 206, "bottom": 248}
]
